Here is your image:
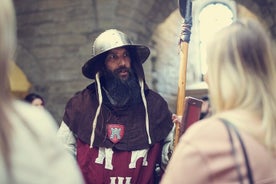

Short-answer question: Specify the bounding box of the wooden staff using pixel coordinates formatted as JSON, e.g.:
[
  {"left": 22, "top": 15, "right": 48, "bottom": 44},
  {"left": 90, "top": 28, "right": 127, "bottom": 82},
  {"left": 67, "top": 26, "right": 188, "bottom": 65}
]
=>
[{"left": 174, "top": 0, "right": 193, "bottom": 148}]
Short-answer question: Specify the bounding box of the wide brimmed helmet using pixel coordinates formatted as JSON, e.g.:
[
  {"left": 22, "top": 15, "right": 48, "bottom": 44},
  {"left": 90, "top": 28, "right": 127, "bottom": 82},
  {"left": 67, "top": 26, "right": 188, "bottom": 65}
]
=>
[{"left": 82, "top": 29, "right": 150, "bottom": 79}]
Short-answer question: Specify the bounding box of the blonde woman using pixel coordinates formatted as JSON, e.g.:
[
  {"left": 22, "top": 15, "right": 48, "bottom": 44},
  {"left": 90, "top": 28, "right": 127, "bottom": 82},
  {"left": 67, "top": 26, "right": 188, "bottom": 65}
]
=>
[
  {"left": 0, "top": 0, "right": 84, "bottom": 183},
  {"left": 161, "top": 19, "right": 276, "bottom": 183}
]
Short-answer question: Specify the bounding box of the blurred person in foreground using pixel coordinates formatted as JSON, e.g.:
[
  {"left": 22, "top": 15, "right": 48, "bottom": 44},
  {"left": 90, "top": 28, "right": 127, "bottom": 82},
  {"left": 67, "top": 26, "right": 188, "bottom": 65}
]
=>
[
  {"left": 161, "top": 18, "right": 276, "bottom": 183},
  {"left": 57, "top": 29, "right": 174, "bottom": 183},
  {"left": 0, "top": 0, "right": 84, "bottom": 183}
]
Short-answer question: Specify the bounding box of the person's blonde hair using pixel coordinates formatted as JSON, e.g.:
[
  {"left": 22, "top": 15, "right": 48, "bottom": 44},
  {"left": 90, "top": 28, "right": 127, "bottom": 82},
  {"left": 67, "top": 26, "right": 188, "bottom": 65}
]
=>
[
  {"left": 206, "top": 19, "right": 276, "bottom": 151},
  {"left": 0, "top": 0, "right": 17, "bottom": 177}
]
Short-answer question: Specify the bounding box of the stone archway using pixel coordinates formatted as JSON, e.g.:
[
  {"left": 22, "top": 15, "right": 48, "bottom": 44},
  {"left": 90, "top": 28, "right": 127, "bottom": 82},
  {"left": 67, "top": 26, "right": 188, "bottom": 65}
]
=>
[{"left": 13, "top": 0, "right": 276, "bottom": 121}]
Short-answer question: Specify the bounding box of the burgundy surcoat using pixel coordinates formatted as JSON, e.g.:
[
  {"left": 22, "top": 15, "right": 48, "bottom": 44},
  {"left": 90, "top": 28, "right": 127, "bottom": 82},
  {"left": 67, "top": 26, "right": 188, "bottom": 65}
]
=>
[{"left": 63, "top": 83, "right": 173, "bottom": 183}]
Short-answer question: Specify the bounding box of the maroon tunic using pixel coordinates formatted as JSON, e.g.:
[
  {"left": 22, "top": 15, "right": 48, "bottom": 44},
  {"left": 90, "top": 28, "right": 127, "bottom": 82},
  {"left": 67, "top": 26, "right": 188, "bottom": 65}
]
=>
[
  {"left": 77, "top": 139, "right": 162, "bottom": 184},
  {"left": 63, "top": 83, "right": 173, "bottom": 184}
]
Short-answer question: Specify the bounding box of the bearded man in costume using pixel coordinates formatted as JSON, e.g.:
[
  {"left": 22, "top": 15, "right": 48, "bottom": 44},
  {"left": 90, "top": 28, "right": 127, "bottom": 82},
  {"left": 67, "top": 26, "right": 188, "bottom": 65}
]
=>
[{"left": 57, "top": 29, "right": 174, "bottom": 184}]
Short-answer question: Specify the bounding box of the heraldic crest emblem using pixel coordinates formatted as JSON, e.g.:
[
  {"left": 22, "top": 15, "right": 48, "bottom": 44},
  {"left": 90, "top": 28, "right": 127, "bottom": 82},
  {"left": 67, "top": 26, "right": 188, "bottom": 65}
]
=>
[{"left": 106, "top": 124, "right": 125, "bottom": 144}]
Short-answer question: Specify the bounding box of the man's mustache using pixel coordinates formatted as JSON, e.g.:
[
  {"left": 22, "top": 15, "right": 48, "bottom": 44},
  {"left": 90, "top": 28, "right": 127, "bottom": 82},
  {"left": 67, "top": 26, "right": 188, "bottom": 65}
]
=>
[{"left": 114, "top": 67, "right": 130, "bottom": 75}]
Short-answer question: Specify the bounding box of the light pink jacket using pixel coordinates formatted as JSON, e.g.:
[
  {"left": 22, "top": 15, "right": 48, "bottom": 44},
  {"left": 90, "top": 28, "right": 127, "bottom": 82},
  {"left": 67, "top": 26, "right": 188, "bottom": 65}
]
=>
[{"left": 161, "top": 119, "right": 276, "bottom": 184}]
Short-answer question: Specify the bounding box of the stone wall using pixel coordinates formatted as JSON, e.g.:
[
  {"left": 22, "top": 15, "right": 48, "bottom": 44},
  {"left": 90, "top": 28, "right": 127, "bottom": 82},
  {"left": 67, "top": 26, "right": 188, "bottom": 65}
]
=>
[
  {"left": 13, "top": 0, "right": 276, "bottom": 123},
  {"left": 13, "top": 0, "right": 178, "bottom": 122}
]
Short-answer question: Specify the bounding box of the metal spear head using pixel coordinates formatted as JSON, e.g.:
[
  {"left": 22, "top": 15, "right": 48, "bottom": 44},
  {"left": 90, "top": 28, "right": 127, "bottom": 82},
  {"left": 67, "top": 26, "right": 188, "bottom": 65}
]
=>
[
  {"left": 178, "top": 0, "right": 193, "bottom": 43},
  {"left": 178, "top": 0, "right": 192, "bottom": 20}
]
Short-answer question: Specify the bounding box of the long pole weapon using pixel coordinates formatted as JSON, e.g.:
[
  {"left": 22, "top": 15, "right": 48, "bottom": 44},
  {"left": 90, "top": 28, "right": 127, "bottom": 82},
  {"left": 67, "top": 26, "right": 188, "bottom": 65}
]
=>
[{"left": 174, "top": 0, "right": 193, "bottom": 148}]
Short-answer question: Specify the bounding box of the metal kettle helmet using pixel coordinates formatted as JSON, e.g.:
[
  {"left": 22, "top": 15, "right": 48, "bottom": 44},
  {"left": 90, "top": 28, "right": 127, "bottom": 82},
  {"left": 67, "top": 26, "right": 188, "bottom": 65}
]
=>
[{"left": 82, "top": 29, "right": 150, "bottom": 79}]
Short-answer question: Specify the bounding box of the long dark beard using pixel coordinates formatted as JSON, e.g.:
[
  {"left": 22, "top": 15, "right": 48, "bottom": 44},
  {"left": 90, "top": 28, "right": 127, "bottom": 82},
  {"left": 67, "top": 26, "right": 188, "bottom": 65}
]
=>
[{"left": 102, "top": 67, "right": 142, "bottom": 107}]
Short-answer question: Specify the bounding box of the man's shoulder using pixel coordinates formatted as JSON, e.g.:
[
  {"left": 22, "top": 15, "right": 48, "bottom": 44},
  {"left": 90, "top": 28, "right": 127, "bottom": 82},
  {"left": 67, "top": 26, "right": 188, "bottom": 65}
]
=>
[
  {"left": 67, "top": 83, "right": 96, "bottom": 104},
  {"left": 146, "top": 89, "right": 167, "bottom": 103}
]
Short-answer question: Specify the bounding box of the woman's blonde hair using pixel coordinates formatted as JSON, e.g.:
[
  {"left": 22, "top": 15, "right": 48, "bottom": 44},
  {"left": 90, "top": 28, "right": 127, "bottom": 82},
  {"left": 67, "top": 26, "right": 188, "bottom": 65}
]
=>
[
  {"left": 0, "top": 0, "right": 17, "bottom": 177},
  {"left": 206, "top": 19, "right": 276, "bottom": 151}
]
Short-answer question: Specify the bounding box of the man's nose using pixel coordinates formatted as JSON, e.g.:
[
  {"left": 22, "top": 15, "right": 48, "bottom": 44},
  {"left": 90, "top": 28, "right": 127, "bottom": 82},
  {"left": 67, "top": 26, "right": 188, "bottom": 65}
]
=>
[{"left": 118, "top": 57, "right": 127, "bottom": 66}]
